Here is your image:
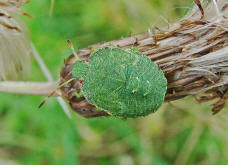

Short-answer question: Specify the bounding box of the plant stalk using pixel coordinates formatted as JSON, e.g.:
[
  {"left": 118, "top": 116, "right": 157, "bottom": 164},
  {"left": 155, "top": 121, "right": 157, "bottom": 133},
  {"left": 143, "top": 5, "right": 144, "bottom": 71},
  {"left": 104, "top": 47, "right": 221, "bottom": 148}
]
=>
[{"left": 0, "top": 81, "right": 57, "bottom": 96}]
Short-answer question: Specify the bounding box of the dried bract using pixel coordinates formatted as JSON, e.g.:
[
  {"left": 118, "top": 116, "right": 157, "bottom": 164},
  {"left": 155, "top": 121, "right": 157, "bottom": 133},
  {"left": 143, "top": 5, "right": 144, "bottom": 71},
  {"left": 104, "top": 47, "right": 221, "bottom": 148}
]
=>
[{"left": 0, "top": 0, "right": 32, "bottom": 80}]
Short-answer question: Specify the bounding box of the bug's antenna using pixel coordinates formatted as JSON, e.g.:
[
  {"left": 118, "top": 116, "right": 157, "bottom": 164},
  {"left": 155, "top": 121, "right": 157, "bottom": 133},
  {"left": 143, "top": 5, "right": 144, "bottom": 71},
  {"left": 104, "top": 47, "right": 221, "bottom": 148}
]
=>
[
  {"left": 67, "top": 40, "right": 80, "bottom": 61},
  {"left": 38, "top": 90, "right": 56, "bottom": 108},
  {"left": 38, "top": 78, "right": 76, "bottom": 108}
]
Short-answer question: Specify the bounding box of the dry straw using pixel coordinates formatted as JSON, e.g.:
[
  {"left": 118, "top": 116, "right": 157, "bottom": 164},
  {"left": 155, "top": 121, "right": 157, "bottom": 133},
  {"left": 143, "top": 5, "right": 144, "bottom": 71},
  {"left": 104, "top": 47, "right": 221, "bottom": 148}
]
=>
[
  {"left": 0, "top": 0, "right": 32, "bottom": 80},
  {"left": 59, "top": 0, "right": 228, "bottom": 117}
]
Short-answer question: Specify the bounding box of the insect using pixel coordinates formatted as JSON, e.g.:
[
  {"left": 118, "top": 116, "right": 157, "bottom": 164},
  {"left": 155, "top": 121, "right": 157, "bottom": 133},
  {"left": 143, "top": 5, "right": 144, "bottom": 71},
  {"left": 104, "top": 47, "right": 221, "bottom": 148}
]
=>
[
  {"left": 71, "top": 44, "right": 167, "bottom": 118},
  {"left": 39, "top": 41, "right": 167, "bottom": 118}
]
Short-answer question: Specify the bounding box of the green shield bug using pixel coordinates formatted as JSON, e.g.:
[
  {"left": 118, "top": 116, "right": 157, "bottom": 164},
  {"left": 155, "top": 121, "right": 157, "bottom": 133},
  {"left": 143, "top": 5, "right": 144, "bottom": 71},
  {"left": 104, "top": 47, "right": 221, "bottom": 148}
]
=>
[
  {"left": 39, "top": 41, "right": 167, "bottom": 118},
  {"left": 72, "top": 45, "right": 167, "bottom": 118}
]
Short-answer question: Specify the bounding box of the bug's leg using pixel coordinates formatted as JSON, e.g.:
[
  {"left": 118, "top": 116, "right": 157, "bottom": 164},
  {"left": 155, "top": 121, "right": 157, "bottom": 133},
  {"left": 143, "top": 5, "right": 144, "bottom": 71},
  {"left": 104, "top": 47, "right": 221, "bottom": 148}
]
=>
[
  {"left": 38, "top": 78, "right": 76, "bottom": 108},
  {"left": 144, "top": 80, "right": 150, "bottom": 96},
  {"left": 74, "top": 91, "right": 84, "bottom": 99},
  {"left": 132, "top": 77, "right": 140, "bottom": 93}
]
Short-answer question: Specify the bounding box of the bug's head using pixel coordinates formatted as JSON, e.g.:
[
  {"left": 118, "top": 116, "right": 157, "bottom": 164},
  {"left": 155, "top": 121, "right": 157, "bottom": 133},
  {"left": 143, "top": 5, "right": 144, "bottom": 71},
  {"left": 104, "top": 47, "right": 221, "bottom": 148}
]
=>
[
  {"left": 67, "top": 40, "right": 89, "bottom": 80},
  {"left": 72, "top": 60, "right": 89, "bottom": 80}
]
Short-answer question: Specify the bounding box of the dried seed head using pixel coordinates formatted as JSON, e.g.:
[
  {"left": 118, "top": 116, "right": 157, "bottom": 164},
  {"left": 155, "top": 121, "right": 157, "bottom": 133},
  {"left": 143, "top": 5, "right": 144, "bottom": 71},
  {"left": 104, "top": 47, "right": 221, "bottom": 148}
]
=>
[
  {"left": 59, "top": 0, "right": 228, "bottom": 116},
  {"left": 0, "top": 0, "right": 32, "bottom": 80}
]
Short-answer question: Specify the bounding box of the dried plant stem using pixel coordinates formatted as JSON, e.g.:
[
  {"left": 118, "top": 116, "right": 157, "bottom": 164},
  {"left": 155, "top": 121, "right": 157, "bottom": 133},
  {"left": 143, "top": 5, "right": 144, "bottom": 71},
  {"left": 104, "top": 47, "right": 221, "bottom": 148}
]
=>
[
  {"left": 0, "top": 81, "right": 57, "bottom": 96},
  {"left": 31, "top": 43, "right": 72, "bottom": 118}
]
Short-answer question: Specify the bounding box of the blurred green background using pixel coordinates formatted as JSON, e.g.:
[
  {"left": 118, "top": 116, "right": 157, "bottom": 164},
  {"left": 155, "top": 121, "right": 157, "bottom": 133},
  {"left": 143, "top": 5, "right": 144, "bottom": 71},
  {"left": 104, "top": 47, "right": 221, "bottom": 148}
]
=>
[{"left": 1, "top": 0, "right": 228, "bottom": 165}]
